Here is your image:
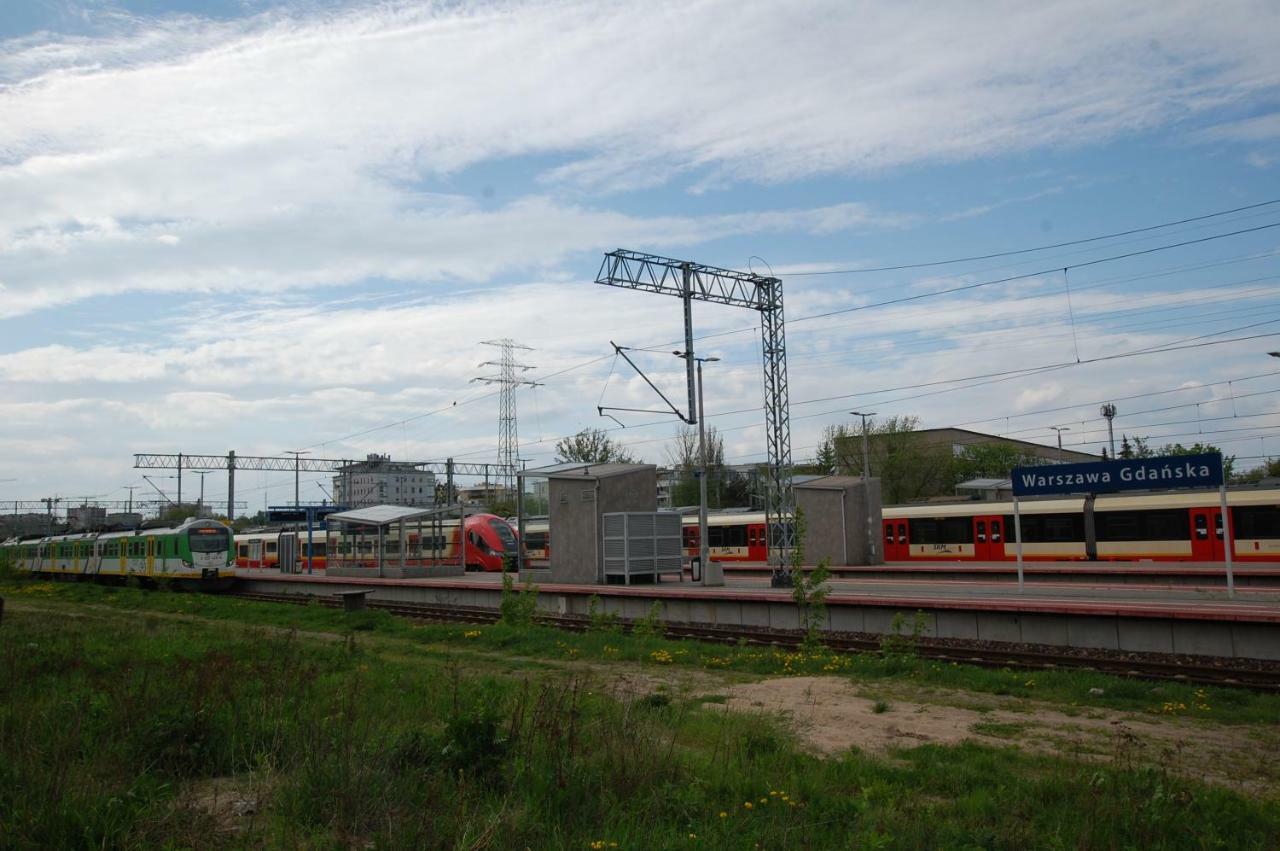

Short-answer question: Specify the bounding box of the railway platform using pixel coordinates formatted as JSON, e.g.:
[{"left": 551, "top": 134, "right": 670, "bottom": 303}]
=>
[{"left": 235, "top": 565, "right": 1280, "bottom": 661}]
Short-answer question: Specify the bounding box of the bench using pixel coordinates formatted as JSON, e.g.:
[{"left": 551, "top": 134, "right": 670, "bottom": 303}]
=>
[{"left": 336, "top": 590, "right": 372, "bottom": 612}]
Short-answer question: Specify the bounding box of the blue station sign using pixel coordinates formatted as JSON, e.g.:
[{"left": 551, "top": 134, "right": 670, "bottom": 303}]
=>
[{"left": 1011, "top": 452, "right": 1224, "bottom": 497}]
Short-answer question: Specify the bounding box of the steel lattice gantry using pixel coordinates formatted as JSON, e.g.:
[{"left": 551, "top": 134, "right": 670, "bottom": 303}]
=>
[
  {"left": 134, "top": 453, "right": 514, "bottom": 518},
  {"left": 596, "top": 249, "right": 797, "bottom": 584}
]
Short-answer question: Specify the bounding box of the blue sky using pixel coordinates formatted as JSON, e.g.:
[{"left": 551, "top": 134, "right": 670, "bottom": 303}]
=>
[{"left": 1, "top": 0, "right": 1279, "bottom": 515}]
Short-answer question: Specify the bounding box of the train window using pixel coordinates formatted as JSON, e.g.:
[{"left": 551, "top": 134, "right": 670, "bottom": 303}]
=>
[
  {"left": 941, "top": 518, "right": 973, "bottom": 543},
  {"left": 1233, "top": 506, "right": 1280, "bottom": 539},
  {"left": 976, "top": 521, "right": 986, "bottom": 542},
  {"left": 1005, "top": 513, "right": 1084, "bottom": 543},
  {"left": 911, "top": 518, "right": 974, "bottom": 544},
  {"left": 909, "top": 519, "right": 939, "bottom": 545},
  {"left": 991, "top": 520, "right": 1002, "bottom": 541},
  {"left": 884, "top": 525, "right": 893, "bottom": 542},
  {"left": 897, "top": 523, "right": 906, "bottom": 543},
  {"left": 266, "top": 542, "right": 277, "bottom": 553},
  {"left": 683, "top": 527, "right": 698, "bottom": 547},
  {"left": 1097, "top": 510, "right": 1190, "bottom": 542}
]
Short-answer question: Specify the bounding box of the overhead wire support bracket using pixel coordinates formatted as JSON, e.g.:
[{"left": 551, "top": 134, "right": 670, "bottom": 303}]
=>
[
  {"left": 596, "top": 249, "right": 798, "bottom": 585},
  {"left": 602, "top": 342, "right": 693, "bottom": 425}
]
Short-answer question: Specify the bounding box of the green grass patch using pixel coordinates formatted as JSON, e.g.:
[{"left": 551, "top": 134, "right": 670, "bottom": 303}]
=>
[
  {"left": 1, "top": 592, "right": 1278, "bottom": 849},
  {"left": 4, "top": 580, "right": 1279, "bottom": 728},
  {"left": 971, "top": 721, "right": 1029, "bottom": 739}
]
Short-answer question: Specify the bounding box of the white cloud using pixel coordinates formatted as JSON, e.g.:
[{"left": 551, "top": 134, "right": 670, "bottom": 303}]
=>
[{"left": 1, "top": 0, "right": 1278, "bottom": 313}]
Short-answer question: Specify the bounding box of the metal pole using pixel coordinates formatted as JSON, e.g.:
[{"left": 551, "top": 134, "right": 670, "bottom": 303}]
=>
[
  {"left": 516, "top": 472, "right": 526, "bottom": 575},
  {"left": 1219, "top": 485, "right": 1235, "bottom": 598},
  {"left": 306, "top": 510, "right": 314, "bottom": 574},
  {"left": 1013, "top": 496, "right": 1025, "bottom": 591},
  {"left": 177, "top": 453, "right": 182, "bottom": 509},
  {"left": 295, "top": 456, "right": 300, "bottom": 507},
  {"left": 861, "top": 417, "right": 874, "bottom": 562},
  {"left": 696, "top": 360, "right": 719, "bottom": 586},
  {"left": 227, "top": 450, "right": 236, "bottom": 521},
  {"left": 680, "top": 263, "right": 701, "bottom": 422}
]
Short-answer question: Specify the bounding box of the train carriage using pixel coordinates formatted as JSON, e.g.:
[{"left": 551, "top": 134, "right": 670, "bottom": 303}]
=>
[
  {"left": 881, "top": 488, "right": 1280, "bottom": 563},
  {"left": 1, "top": 518, "right": 235, "bottom": 589},
  {"left": 235, "top": 513, "right": 519, "bottom": 573}
]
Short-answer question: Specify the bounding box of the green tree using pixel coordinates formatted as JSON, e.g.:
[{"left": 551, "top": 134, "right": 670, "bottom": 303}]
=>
[
  {"left": 832, "top": 415, "right": 957, "bottom": 504},
  {"left": 1236, "top": 457, "right": 1280, "bottom": 483},
  {"left": 953, "top": 443, "right": 1044, "bottom": 480},
  {"left": 1155, "top": 442, "right": 1235, "bottom": 479},
  {"left": 554, "top": 428, "right": 636, "bottom": 464},
  {"left": 667, "top": 425, "right": 729, "bottom": 508}
]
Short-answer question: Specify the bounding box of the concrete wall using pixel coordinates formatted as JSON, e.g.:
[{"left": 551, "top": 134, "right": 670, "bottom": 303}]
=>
[
  {"left": 795, "top": 477, "right": 883, "bottom": 565},
  {"left": 547, "top": 466, "right": 657, "bottom": 584}
]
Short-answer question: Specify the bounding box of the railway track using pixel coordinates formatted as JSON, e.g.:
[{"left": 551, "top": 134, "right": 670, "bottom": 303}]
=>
[{"left": 227, "top": 590, "right": 1280, "bottom": 692}]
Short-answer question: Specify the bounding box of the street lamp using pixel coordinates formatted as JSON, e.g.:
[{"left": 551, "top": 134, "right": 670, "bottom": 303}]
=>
[
  {"left": 285, "top": 450, "right": 310, "bottom": 507},
  {"left": 190, "top": 470, "right": 212, "bottom": 516},
  {"left": 849, "top": 411, "right": 879, "bottom": 563},
  {"left": 1049, "top": 426, "right": 1070, "bottom": 462},
  {"left": 849, "top": 411, "right": 878, "bottom": 477},
  {"left": 675, "top": 351, "right": 721, "bottom": 586}
]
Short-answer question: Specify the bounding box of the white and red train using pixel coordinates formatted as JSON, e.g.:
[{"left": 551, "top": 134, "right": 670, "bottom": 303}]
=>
[
  {"left": 524, "top": 487, "right": 1280, "bottom": 564},
  {"left": 233, "top": 488, "right": 1280, "bottom": 571}
]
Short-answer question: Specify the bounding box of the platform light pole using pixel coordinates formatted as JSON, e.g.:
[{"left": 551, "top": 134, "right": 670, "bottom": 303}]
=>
[
  {"left": 1049, "top": 426, "right": 1070, "bottom": 462},
  {"left": 676, "top": 352, "right": 721, "bottom": 586},
  {"left": 190, "top": 471, "right": 212, "bottom": 516},
  {"left": 286, "top": 450, "right": 310, "bottom": 507},
  {"left": 849, "top": 411, "right": 878, "bottom": 562}
]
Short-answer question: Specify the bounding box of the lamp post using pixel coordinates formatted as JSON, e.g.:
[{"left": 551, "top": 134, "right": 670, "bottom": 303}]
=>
[
  {"left": 190, "top": 470, "right": 211, "bottom": 517},
  {"left": 286, "top": 450, "right": 310, "bottom": 507},
  {"left": 849, "top": 411, "right": 878, "bottom": 563},
  {"left": 675, "top": 351, "right": 721, "bottom": 586},
  {"left": 1049, "top": 426, "right": 1070, "bottom": 462}
]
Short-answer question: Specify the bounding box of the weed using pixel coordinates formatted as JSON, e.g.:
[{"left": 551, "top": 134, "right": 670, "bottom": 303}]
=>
[
  {"left": 632, "top": 600, "right": 665, "bottom": 638},
  {"left": 792, "top": 558, "right": 831, "bottom": 650},
  {"left": 499, "top": 572, "right": 539, "bottom": 626},
  {"left": 586, "top": 594, "right": 621, "bottom": 633},
  {"left": 872, "top": 699, "right": 890, "bottom": 714},
  {"left": 880, "top": 609, "right": 929, "bottom": 663}
]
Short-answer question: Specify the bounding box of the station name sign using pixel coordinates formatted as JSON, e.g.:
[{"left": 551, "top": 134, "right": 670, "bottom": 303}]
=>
[{"left": 1010, "top": 452, "right": 1224, "bottom": 497}]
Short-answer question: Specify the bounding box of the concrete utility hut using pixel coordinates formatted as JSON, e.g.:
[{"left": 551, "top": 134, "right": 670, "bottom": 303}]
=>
[
  {"left": 795, "top": 476, "right": 884, "bottom": 566},
  {"left": 521, "top": 463, "right": 658, "bottom": 585},
  {"left": 324, "top": 504, "right": 466, "bottom": 579}
]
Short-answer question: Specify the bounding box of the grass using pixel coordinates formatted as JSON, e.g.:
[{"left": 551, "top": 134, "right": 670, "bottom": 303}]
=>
[
  {"left": 4, "top": 579, "right": 1280, "bottom": 725},
  {"left": 1, "top": 583, "right": 1278, "bottom": 848}
]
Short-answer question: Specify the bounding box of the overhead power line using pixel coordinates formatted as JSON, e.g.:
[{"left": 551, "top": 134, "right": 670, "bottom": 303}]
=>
[{"left": 789, "top": 198, "right": 1280, "bottom": 275}]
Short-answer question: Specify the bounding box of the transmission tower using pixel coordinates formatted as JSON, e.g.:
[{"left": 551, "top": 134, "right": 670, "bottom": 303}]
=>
[{"left": 473, "top": 340, "right": 539, "bottom": 499}]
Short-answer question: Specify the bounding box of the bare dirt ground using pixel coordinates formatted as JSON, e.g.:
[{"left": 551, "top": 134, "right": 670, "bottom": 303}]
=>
[{"left": 703, "top": 675, "right": 1280, "bottom": 795}]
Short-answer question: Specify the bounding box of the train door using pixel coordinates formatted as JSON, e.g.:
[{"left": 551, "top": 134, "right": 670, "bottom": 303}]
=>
[
  {"left": 248, "top": 538, "right": 263, "bottom": 568},
  {"left": 883, "top": 519, "right": 909, "bottom": 561},
  {"left": 972, "top": 516, "right": 1002, "bottom": 561},
  {"left": 1190, "top": 508, "right": 1225, "bottom": 561},
  {"left": 146, "top": 537, "right": 156, "bottom": 575}
]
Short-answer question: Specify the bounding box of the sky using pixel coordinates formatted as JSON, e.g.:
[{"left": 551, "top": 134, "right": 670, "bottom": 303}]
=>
[{"left": 2, "top": 0, "right": 1280, "bottom": 516}]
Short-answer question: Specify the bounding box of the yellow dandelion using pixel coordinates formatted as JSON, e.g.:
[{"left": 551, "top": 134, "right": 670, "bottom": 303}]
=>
[
  {"left": 743, "top": 802, "right": 753, "bottom": 810},
  {"left": 719, "top": 812, "right": 728, "bottom": 819}
]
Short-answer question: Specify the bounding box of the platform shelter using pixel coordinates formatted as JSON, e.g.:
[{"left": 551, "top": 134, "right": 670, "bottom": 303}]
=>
[{"left": 324, "top": 504, "right": 466, "bottom": 579}]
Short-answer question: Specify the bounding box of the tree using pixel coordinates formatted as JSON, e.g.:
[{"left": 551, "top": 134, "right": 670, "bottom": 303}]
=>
[
  {"left": 831, "top": 415, "right": 958, "bottom": 504},
  {"left": 667, "top": 425, "right": 731, "bottom": 508},
  {"left": 1118, "top": 434, "right": 1153, "bottom": 459},
  {"left": 1236, "top": 457, "right": 1280, "bottom": 483},
  {"left": 1155, "top": 442, "right": 1235, "bottom": 480},
  {"left": 554, "top": 428, "right": 636, "bottom": 464},
  {"left": 953, "top": 443, "right": 1044, "bottom": 480}
]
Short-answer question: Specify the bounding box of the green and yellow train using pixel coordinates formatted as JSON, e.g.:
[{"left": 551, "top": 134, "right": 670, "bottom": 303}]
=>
[{"left": 1, "top": 517, "right": 235, "bottom": 590}]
